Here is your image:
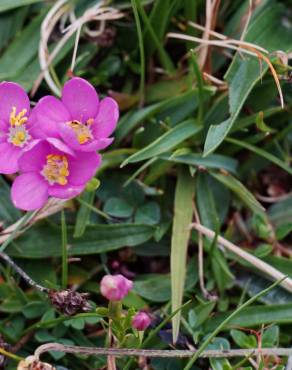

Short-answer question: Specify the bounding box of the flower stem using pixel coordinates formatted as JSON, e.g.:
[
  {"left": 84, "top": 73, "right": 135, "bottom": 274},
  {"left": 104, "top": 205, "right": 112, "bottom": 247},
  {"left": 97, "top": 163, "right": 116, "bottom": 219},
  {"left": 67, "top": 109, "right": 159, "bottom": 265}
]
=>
[{"left": 61, "top": 210, "right": 68, "bottom": 289}]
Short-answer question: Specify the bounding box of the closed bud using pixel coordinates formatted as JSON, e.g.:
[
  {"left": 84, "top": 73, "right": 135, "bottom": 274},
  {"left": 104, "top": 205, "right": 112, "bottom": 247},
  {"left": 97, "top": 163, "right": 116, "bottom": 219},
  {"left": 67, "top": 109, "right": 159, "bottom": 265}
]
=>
[
  {"left": 100, "top": 274, "right": 133, "bottom": 301},
  {"left": 132, "top": 311, "right": 151, "bottom": 331}
]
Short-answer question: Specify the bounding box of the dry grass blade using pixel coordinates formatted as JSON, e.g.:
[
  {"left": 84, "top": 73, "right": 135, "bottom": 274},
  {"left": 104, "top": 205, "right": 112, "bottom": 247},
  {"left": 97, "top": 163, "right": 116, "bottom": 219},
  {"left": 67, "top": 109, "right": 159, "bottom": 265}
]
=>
[{"left": 190, "top": 222, "right": 292, "bottom": 292}]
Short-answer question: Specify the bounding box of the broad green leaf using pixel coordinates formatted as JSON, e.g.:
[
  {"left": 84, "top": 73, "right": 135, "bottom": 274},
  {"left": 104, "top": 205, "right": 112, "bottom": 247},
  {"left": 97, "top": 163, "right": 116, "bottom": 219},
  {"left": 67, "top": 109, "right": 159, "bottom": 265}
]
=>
[
  {"left": 134, "top": 259, "right": 198, "bottom": 302},
  {"left": 0, "top": 13, "right": 43, "bottom": 79},
  {"left": 188, "top": 301, "right": 216, "bottom": 329},
  {"left": 171, "top": 167, "right": 194, "bottom": 343},
  {"left": 211, "top": 172, "right": 265, "bottom": 215},
  {"left": 235, "top": 272, "right": 292, "bottom": 305},
  {"left": 0, "top": 0, "right": 44, "bottom": 12},
  {"left": 230, "top": 329, "right": 257, "bottom": 348},
  {"left": 204, "top": 3, "right": 291, "bottom": 155},
  {"left": 122, "top": 119, "right": 201, "bottom": 166},
  {"left": 6, "top": 223, "right": 155, "bottom": 258},
  {"left": 103, "top": 197, "right": 134, "bottom": 218},
  {"left": 0, "top": 7, "right": 28, "bottom": 50},
  {"left": 134, "top": 202, "right": 161, "bottom": 225},
  {"left": 160, "top": 152, "right": 238, "bottom": 174},
  {"left": 205, "top": 303, "right": 292, "bottom": 332}
]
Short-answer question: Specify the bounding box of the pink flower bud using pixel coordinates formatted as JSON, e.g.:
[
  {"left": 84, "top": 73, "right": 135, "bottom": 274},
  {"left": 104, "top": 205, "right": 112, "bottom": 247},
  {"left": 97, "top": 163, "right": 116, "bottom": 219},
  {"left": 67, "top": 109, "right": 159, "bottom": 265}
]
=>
[
  {"left": 100, "top": 274, "right": 133, "bottom": 301},
  {"left": 132, "top": 311, "right": 151, "bottom": 331}
]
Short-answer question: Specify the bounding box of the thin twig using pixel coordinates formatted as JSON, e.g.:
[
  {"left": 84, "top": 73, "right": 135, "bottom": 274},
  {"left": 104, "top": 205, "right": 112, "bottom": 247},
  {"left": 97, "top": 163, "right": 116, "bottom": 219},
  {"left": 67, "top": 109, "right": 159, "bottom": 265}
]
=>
[
  {"left": 190, "top": 222, "right": 292, "bottom": 292},
  {"left": 0, "top": 252, "right": 49, "bottom": 293},
  {"left": 34, "top": 343, "right": 292, "bottom": 359}
]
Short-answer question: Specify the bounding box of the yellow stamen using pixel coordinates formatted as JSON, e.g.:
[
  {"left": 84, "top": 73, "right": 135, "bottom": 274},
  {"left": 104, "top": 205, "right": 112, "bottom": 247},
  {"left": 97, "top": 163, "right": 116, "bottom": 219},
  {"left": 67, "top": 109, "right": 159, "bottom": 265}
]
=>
[
  {"left": 9, "top": 106, "right": 28, "bottom": 126},
  {"left": 42, "top": 154, "right": 69, "bottom": 186},
  {"left": 68, "top": 120, "right": 93, "bottom": 144}
]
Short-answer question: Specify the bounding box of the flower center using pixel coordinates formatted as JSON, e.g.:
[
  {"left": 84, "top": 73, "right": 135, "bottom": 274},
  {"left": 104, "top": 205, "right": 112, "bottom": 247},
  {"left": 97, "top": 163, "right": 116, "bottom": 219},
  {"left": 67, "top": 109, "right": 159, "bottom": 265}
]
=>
[
  {"left": 9, "top": 106, "right": 28, "bottom": 126},
  {"left": 68, "top": 119, "right": 93, "bottom": 144},
  {"left": 41, "top": 154, "right": 69, "bottom": 186},
  {"left": 8, "top": 126, "right": 31, "bottom": 147}
]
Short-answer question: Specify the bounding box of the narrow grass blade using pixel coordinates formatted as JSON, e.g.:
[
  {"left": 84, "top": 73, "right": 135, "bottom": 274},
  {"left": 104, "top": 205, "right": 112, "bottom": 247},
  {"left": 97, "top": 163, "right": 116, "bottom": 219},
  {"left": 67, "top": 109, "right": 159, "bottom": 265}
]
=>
[
  {"left": 171, "top": 167, "right": 194, "bottom": 343},
  {"left": 226, "top": 137, "right": 292, "bottom": 175},
  {"left": 183, "top": 277, "right": 286, "bottom": 369},
  {"left": 211, "top": 172, "right": 265, "bottom": 215},
  {"left": 131, "top": 0, "right": 145, "bottom": 102},
  {"left": 121, "top": 119, "right": 201, "bottom": 166},
  {"left": 61, "top": 210, "right": 68, "bottom": 289}
]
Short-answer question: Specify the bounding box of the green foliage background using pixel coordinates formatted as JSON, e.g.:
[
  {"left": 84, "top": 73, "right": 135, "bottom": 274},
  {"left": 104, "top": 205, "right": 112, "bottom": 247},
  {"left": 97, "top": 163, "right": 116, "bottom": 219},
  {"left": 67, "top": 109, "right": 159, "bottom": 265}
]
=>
[{"left": 0, "top": 0, "right": 291, "bottom": 369}]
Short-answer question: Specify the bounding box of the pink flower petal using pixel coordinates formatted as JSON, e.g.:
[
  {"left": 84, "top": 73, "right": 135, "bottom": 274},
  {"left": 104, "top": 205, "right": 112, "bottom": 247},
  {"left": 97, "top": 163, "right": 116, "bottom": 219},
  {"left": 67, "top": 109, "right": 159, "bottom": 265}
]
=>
[
  {"left": 68, "top": 152, "right": 101, "bottom": 186},
  {"left": 33, "top": 96, "right": 70, "bottom": 138},
  {"left": 0, "top": 82, "right": 30, "bottom": 123},
  {"left": 93, "top": 97, "right": 119, "bottom": 138},
  {"left": 18, "top": 140, "right": 50, "bottom": 172},
  {"left": 47, "top": 137, "right": 76, "bottom": 157},
  {"left": 11, "top": 173, "right": 48, "bottom": 210},
  {"left": 0, "top": 142, "right": 21, "bottom": 174},
  {"left": 48, "top": 183, "right": 84, "bottom": 199},
  {"left": 26, "top": 108, "right": 46, "bottom": 138},
  {"left": 59, "top": 122, "right": 113, "bottom": 152},
  {"left": 62, "top": 77, "right": 99, "bottom": 122},
  {"left": 0, "top": 119, "right": 8, "bottom": 143}
]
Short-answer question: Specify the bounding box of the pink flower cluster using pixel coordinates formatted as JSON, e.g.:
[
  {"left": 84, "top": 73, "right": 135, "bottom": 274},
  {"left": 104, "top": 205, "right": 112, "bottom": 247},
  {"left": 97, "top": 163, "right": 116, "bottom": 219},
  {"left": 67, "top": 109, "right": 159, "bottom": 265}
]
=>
[{"left": 0, "top": 78, "right": 119, "bottom": 210}]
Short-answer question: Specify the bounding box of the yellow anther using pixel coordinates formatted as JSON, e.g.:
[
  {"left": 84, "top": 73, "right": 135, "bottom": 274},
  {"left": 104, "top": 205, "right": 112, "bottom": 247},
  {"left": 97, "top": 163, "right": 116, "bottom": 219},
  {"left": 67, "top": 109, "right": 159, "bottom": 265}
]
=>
[
  {"left": 42, "top": 155, "right": 69, "bottom": 186},
  {"left": 9, "top": 107, "right": 28, "bottom": 126},
  {"left": 68, "top": 120, "right": 93, "bottom": 144}
]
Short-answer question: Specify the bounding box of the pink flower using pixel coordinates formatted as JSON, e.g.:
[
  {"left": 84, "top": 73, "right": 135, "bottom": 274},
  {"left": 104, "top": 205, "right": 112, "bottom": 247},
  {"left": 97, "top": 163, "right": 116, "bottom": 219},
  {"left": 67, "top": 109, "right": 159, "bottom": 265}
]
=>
[
  {"left": 100, "top": 274, "right": 133, "bottom": 301},
  {"left": 0, "top": 82, "right": 34, "bottom": 174},
  {"left": 32, "top": 77, "right": 119, "bottom": 152},
  {"left": 11, "top": 138, "right": 101, "bottom": 210},
  {"left": 132, "top": 311, "right": 151, "bottom": 331}
]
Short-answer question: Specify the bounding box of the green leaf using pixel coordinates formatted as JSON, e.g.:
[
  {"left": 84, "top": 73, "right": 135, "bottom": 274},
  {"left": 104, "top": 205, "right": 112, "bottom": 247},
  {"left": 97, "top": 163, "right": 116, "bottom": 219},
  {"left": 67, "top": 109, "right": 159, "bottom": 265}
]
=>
[
  {"left": 115, "top": 90, "right": 200, "bottom": 142},
  {"left": 0, "top": 13, "right": 43, "bottom": 79},
  {"left": 196, "top": 173, "right": 220, "bottom": 230},
  {"left": 0, "top": 0, "right": 44, "bottom": 12},
  {"left": 160, "top": 152, "right": 238, "bottom": 174},
  {"left": 188, "top": 301, "right": 216, "bottom": 329},
  {"left": 226, "top": 137, "right": 292, "bottom": 175},
  {"left": 205, "top": 303, "right": 292, "bottom": 332},
  {"left": 203, "top": 3, "right": 291, "bottom": 155},
  {"left": 171, "top": 167, "right": 194, "bottom": 343},
  {"left": 262, "top": 325, "right": 279, "bottom": 347},
  {"left": 6, "top": 223, "right": 155, "bottom": 258},
  {"left": 0, "top": 7, "right": 28, "bottom": 51},
  {"left": 211, "top": 172, "right": 265, "bottom": 215},
  {"left": 134, "top": 202, "right": 161, "bottom": 225},
  {"left": 23, "top": 301, "right": 48, "bottom": 319},
  {"left": 133, "top": 259, "right": 197, "bottom": 302},
  {"left": 0, "top": 176, "right": 21, "bottom": 224},
  {"left": 230, "top": 329, "right": 257, "bottom": 348},
  {"left": 74, "top": 191, "right": 95, "bottom": 238},
  {"left": 268, "top": 196, "right": 292, "bottom": 227},
  {"left": 103, "top": 197, "right": 134, "bottom": 218},
  {"left": 121, "top": 119, "right": 201, "bottom": 166}
]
